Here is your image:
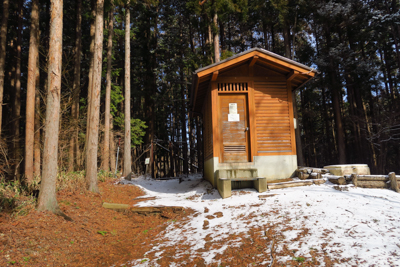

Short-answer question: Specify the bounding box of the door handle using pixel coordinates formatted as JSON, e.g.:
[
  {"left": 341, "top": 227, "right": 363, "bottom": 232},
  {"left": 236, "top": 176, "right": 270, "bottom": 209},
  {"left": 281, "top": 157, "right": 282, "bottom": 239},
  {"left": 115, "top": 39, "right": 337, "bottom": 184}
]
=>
[{"left": 245, "top": 127, "right": 249, "bottom": 131}]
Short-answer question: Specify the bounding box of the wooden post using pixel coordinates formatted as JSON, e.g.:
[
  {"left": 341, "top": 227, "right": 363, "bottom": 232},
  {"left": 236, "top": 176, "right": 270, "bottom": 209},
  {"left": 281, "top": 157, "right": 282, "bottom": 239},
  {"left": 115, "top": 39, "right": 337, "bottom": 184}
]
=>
[
  {"left": 154, "top": 145, "right": 158, "bottom": 178},
  {"left": 169, "top": 141, "right": 174, "bottom": 177},
  {"left": 150, "top": 142, "right": 154, "bottom": 177},
  {"left": 351, "top": 173, "right": 357, "bottom": 187},
  {"left": 198, "top": 116, "right": 203, "bottom": 175},
  {"left": 389, "top": 172, "right": 399, "bottom": 193}
]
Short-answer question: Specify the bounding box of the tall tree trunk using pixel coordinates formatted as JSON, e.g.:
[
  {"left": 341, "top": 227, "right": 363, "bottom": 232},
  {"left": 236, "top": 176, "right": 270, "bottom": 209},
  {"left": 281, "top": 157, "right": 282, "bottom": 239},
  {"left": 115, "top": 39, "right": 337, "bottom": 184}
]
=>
[
  {"left": 110, "top": 116, "right": 116, "bottom": 173},
  {"left": 213, "top": 12, "right": 220, "bottom": 63},
  {"left": 85, "top": 0, "right": 96, "bottom": 158},
  {"left": 34, "top": 65, "right": 41, "bottom": 177},
  {"left": 0, "top": 0, "right": 9, "bottom": 137},
  {"left": 325, "top": 27, "right": 346, "bottom": 163},
  {"left": 25, "top": 0, "right": 40, "bottom": 184},
  {"left": 283, "top": 24, "right": 291, "bottom": 58},
  {"left": 103, "top": 4, "right": 113, "bottom": 172},
  {"left": 13, "top": 0, "right": 23, "bottom": 179},
  {"left": 207, "top": 23, "right": 213, "bottom": 64},
  {"left": 69, "top": 0, "right": 82, "bottom": 172},
  {"left": 37, "top": 0, "right": 64, "bottom": 214},
  {"left": 271, "top": 22, "right": 275, "bottom": 53},
  {"left": 85, "top": 0, "right": 104, "bottom": 193},
  {"left": 331, "top": 72, "right": 346, "bottom": 163},
  {"left": 123, "top": 3, "right": 131, "bottom": 176},
  {"left": 219, "top": 19, "right": 225, "bottom": 54},
  {"left": 292, "top": 90, "right": 304, "bottom": 166}
]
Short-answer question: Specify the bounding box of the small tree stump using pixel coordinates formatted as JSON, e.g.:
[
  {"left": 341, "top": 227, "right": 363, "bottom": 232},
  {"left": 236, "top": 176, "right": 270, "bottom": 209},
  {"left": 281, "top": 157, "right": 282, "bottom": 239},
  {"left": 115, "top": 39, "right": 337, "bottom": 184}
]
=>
[{"left": 389, "top": 172, "right": 399, "bottom": 193}]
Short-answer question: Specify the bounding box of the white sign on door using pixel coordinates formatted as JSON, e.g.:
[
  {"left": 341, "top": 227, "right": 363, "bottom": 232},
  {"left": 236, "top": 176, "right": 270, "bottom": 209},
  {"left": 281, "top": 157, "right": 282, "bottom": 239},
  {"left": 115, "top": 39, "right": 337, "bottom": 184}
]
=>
[
  {"left": 228, "top": 103, "right": 239, "bottom": 121},
  {"left": 229, "top": 103, "right": 237, "bottom": 114},
  {"left": 228, "top": 114, "right": 240, "bottom": 122}
]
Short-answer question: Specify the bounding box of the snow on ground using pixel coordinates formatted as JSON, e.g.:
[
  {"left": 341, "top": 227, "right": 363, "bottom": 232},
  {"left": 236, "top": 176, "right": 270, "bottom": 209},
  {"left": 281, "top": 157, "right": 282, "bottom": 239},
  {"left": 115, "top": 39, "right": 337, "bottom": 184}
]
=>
[{"left": 118, "top": 174, "right": 400, "bottom": 266}]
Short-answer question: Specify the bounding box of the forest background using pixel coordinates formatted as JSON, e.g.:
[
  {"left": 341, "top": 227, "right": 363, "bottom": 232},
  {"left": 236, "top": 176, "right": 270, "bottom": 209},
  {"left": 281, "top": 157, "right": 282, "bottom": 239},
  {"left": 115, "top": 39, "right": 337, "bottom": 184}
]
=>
[{"left": 1, "top": 0, "right": 400, "bottom": 212}]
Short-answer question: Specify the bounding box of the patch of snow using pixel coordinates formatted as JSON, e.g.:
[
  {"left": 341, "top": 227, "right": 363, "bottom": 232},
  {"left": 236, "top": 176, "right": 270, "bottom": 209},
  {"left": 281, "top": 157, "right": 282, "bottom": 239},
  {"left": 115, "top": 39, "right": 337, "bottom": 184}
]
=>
[{"left": 118, "top": 174, "right": 400, "bottom": 266}]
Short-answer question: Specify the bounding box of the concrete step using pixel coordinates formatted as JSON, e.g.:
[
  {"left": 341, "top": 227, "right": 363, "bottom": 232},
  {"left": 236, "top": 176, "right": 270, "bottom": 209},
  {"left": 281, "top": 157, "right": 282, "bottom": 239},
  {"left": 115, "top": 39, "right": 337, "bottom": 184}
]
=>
[{"left": 216, "top": 168, "right": 258, "bottom": 180}]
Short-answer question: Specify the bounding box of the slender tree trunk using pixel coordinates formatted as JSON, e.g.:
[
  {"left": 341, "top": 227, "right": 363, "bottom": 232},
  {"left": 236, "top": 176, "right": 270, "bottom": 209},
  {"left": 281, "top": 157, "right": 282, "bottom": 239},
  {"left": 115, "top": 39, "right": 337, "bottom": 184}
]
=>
[
  {"left": 34, "top": 65, "right": 41, "bottom": 177},
  {"left": 37, "top": 0, "right": 64, "bottom": 214},
  {"left": 292, "top": 90, "right": 304, "bottom": 166},
  {"left": 219, "top": 20, "right": 225, "bottom": 54},
  {"left": 110, "top": 116, "right": 116, "bottom": 173},
  {"left": 325, "top": 27, "right": 346, "bottom": 163},
  {"left": 180, "top": 75, "right": 188, "bottom": 175},
  {"left": 25, "top": 0, "right": 40, "bottom": 184},
  {"left": 271, "top": 22, "right": 275, "bottom": 53},
  {"left": 213, "top": 12, "right": 220, "bottom": 63},
  {"left": 123, "top": 3, "right": 131, "bottom": 176},
  {"left": 103, "top": 4, "right": 113, "bottom": 172},
  {"left": 0, "top": 0, "right": 9, "bottom": 137},
  {"left": 207, "top": 23, "right": 213, "bottom": 64},
  {"left": 331, "top": 73, "right": 346, "bottom": 163},
  {"left": 85, "top": 0, "right": 104, "bottom": 193},
  {"left": 283, "top": 25, "right": 291, "bottom": 59},
  {"left": 13, "top": 0, "right": 23, "bottom": 179},
  {"left": 85, "top": 0, "right": 96, "bottom": 157},
  {"left": 68, "top": 0, "right": 82, "bottom": 172}
]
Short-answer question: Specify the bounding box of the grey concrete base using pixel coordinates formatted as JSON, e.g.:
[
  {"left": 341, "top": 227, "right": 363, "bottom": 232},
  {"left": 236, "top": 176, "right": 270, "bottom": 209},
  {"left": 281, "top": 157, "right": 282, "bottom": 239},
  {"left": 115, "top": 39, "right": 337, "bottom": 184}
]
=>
[
  {"left": 205, "top": 155, "right": 298, "bottom": 191},
  {"left": 253, "top": 155, "right": 297, "bottom": 180},
  {"left": 254, "top": 177, "right": 267, "bottom": 193},
  {"left": 324, "top": 164, "right": 370, "bottom": 176},
  {"left": 217, "top": 177, "right": 267, "bottom": 198},
  {"left": 204, "top": 157, "right": 217, "bottom": 187},
  {"left": 218, "top": 178, "right": 231, "bottom": 199},
  {"left": 216, "top": 168, "right": 258, "bottom": 180}
]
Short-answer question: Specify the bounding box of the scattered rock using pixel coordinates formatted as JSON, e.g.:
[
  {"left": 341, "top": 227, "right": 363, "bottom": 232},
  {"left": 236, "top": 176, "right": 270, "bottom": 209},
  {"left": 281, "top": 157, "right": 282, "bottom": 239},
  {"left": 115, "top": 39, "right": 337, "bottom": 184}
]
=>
[
  {"left": 203, "top": 220, "right": 209, "bottom": 229},
  {"left": 204, "top": 234, "right": 213, "bottom": 242},
  {"left": 204, "top": 207, "right": 209, "bottom": 213},
  {"left": 213, "top": 212, "right": 223, "bottom": 218},
  {"left": 124, "top": 172, "right": 133, "bottom": 181},
  {"left": 205, "top": 215, "right": 215, "bottom": 220},
  {"left": 258, "top": 194, "right": 278, "bottom": 199}
]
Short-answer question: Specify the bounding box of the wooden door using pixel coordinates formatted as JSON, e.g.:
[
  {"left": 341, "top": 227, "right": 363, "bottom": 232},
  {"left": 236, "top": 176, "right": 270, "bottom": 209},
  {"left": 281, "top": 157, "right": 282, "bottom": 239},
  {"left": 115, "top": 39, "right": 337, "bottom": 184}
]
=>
[{"left": 219, "top": 94, "right": 250, "bottom": 163}]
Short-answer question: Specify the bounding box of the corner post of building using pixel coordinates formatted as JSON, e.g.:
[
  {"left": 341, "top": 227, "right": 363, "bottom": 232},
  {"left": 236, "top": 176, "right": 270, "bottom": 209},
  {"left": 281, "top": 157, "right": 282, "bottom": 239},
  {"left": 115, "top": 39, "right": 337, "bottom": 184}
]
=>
[{"left": 211, "top": 82, "right": 219, "bottom": 161}]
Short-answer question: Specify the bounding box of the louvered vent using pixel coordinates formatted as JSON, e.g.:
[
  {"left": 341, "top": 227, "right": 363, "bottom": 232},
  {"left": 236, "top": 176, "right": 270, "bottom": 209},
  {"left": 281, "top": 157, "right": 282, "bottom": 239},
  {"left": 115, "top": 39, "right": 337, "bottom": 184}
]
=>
[
  {"left": 218, "top": 83, "right": 248, "bottom": 92},
  {"left": 224, "top": 145, "right": 246, "bottom": 153}
]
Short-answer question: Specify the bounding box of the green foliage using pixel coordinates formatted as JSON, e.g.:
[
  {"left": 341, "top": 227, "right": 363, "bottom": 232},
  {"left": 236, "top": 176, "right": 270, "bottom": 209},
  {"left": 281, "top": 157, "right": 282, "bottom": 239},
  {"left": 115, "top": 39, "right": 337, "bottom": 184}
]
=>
[
  {"left": 293, "top": 256, "right": 305, "bottom": 262},
  {"left": 97, "top": 170, "right": 115, "bottom": 182},
  {"left": 221, "top": 50, "right": 234, "bottom": 60},
  {"left": 97, "top": 231, "right": 107, "bottom": 236},
  {"left": 131, "top": 118, "right": 147, "bottom": 146}
]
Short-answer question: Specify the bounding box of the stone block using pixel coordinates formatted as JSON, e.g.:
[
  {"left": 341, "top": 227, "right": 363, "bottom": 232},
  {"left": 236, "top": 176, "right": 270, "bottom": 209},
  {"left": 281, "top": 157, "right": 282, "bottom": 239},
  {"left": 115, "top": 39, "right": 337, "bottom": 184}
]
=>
[
  {"left": 254, "top": 177, "right": 267, "bottom": 193},
  {"left": 217, "top": 178, "right": 231, "bottom": 199}
]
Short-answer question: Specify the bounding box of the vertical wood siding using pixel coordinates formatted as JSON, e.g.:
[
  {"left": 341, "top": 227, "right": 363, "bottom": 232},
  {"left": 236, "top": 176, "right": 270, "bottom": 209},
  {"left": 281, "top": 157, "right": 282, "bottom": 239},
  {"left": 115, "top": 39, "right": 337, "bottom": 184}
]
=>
[{"left": 254, "top": 81, "right": 294, "bottom": 155}]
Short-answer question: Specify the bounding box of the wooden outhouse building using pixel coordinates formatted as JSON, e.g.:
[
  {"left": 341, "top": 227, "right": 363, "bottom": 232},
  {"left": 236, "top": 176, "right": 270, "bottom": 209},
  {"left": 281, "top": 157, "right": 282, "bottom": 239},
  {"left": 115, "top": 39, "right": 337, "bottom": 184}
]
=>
[{"left": 190, "top": 48, "right": 317, "bottom": 189}]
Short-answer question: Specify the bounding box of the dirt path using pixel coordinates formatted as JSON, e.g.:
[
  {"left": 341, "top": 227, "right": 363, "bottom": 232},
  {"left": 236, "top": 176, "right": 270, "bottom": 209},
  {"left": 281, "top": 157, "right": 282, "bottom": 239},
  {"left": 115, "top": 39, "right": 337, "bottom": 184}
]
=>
[{"left": 0, "top": 180, "right": 189, "bottom": 267}]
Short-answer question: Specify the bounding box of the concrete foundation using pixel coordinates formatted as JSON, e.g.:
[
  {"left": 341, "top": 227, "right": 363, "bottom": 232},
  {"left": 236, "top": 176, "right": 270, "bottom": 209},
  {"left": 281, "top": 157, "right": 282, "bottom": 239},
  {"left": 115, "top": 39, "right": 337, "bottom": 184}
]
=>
[
  {"left": 204, "top": 155, "right": 294, "bottom": 198},
  {"left": 204, "top": 155, "right": 297, "bottom": 187}
]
